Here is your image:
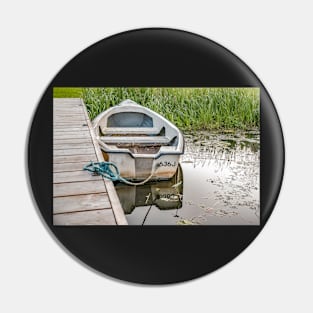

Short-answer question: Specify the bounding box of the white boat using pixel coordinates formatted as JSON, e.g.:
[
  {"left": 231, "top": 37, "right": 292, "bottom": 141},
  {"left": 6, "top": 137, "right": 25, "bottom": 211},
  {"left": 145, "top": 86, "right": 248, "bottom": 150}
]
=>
[{"left": 93, "top": 99, "right": 184, "bottom": 181}]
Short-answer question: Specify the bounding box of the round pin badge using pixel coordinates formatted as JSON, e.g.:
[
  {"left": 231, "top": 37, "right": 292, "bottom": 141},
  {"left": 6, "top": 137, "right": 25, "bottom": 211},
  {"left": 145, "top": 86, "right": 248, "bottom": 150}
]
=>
[{"left": 27, "top": 28, "right": 284, "bottom": 284}]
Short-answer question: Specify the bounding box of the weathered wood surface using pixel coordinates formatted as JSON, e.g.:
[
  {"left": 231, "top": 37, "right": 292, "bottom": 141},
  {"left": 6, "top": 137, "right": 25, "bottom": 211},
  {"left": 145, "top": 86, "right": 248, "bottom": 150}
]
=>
[
  {"left": 53, "top": 132, "right": 91, "bottom": 140},
  {"left": 54, "top": 180, "right": 106, "bottom": 197},
  {"left": 54, "top": 193, "right": 111, "bottom": 214},
  {"left": 53, "top": 148, "right": 95, "bottom": 156},
  {"left": 53, "top": 170, "right": 103, "bottom": 183},
  {"left": 53, "top": 162, "right": 89, "bottom": 173},
  {"left": 53, "top": 98, "right": 127, "bottom": 225},
  {"left": 53, "top": 209, "right": 116, "bottom": 226},
  {"left": 54, "top": 142, "right": 94, "bottom": 149},
  {"left": 54, "top": 154, "right": 96, "bottom": 164},
  {"left": 54, "top": 127, "right": 90, "bottom": 132},
  {"left": 53, "top": 138, "right": 92, "bottom": 144}
]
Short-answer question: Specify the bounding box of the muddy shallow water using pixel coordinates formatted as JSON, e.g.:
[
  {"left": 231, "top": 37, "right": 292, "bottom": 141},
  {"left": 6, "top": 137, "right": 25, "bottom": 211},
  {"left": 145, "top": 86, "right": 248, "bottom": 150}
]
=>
[{"left": 115, "top": 130, "right": 260, "bottom": 225}]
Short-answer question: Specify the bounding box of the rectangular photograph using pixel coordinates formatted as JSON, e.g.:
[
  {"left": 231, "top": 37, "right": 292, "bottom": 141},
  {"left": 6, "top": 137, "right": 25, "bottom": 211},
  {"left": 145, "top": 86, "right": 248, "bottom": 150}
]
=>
[{"left": 53, "top": 87, "right": 260, "bottom": 225}]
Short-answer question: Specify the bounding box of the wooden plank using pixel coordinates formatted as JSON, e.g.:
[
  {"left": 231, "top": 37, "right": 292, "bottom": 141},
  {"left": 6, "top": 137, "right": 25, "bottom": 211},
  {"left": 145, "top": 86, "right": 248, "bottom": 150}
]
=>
[
  {"left": 53, "top": 180, "right": 106, "bottom": 197},
  {"left": 80, "top": 99, "right": 128, "bottom": 225},
  {"left": 54, "top": 106, "right": 83, "bottom": 109},
  {"left": 54, "top": 119, "right": 85, "bottom": 123},
  {"left": 54, "top": 102, "right": 82, "bottom": 105},
  {"left": 53, "top": 154, "right": 96, "bottom": 164},
  {"left": 54, "top": 118, "right": 86, "bottom": 121},
  {"left": 54, "top": 104, "right": 82, "bottom": 108},
  {"left": 54, "top": 115, "right": 84, "bottom": 119},
  {"left": 54, "top": 116, "right": 85, "bottom": 121},
  {"left": 54, "top": 99, "right": 82, "bottom": 102},
  {"left": 53, "top": 138, "right": 93, "bottom": 145},
  {"left": 53, "top": 148, "right": 95, "bottom": 156},
  {"left": 53, "top": 170, "right": 102, "bottom": 183},
  {"left": 54, "top": 125, "right": 89, "bottom": 129},
  {"left": 54, "top": 162, "right": 89, "bottom": 173},
  {"left": 54, "top": 106, "right": 82, "bottom": 108},
  {"left": 54, "top": 110, "right": 84, "bottom": 114},
  {"left": 53, "top": 127, "right": 89, "bottom": 131},
  {"left": 53, "top": 124, "right": 87, "bottom": 132},
  {"left": 54, "top": 193, "right": 111, "bottom": 214},
  {"left": 54, "top": 142, "right": 94, "bottom": 149},
  {"left": 53, "top": 132, "right": 91, "bottom": 139},
  {"left": 54, "top": 113, "right": 85, "bottom": 116},
  {"left": 53, "top": 108, "right": 85, "bottom": 114},
  {"left": 53, "top": 127, "right": 90, "bottom": 132},
  {"left": 53, "top": 106, "right": 83, "bottom": 111},
  {"left": 54, "top": 113, "right": 84, "bottom": 117},
  {"left": 54, "top": 125, "right": 88, "bottom": 129},
  {"left": 54, "top": 98, "right": 82, "bottom": 103},
  {"left": 54, "top": 133, "right": 91, "bottom": 141},
  {"left": 54, "top": 122, "right": 87, "bottom": 126},
  {"left": 104, "top": 181, "right": 128, "bottom": 225},
  {"left": 53, "top": 108, "right": 82, "bottom": 112},
  {"left": 54, "top": 105, "right": 83, "bottom": 108},
  {"left": 54, "top": 129, "right": 90, "bottom": 134},
  {"left": 54, "top": 119, "right": 85, "bottom": 124},
  {"left": 53, "top": 209, "right": 116, "bottom": 225},
  {"left": 81, "top": 101, "right": 105, "bottom": 163}
]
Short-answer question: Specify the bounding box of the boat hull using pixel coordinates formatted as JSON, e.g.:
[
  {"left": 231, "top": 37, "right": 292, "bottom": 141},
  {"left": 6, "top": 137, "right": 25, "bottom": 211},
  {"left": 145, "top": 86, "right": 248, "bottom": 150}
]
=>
[{"left": 106, "top": 152, "right": 180, "bottom": 181}]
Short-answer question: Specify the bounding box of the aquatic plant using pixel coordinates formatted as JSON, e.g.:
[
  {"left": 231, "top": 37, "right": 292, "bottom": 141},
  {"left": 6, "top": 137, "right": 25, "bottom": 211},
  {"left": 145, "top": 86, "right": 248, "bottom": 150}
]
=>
[{"left": 54, "top": 87, "right": 260, "bottom": 131}]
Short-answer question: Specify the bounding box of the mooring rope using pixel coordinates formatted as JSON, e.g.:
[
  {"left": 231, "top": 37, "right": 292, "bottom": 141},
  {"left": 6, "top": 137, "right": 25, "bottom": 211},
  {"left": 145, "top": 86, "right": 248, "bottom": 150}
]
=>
[{"left": 83, "top": 161, "right": 157, "bottom": 186}]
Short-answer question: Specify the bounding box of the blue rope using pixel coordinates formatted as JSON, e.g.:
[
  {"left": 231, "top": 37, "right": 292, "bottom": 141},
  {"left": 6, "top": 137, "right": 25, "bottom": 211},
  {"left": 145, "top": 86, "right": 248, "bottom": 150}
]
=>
[
  {"left": 83, "top": 160, "right": 157, "bottom": 186},
  {"left": 83, "top": 161, "right": 121, "bottom": 181}
]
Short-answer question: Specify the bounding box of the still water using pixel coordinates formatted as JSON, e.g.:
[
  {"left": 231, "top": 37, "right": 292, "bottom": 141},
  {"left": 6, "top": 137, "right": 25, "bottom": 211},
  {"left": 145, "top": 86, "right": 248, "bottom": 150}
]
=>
[{"left": 115, "top": 131, "right": 260, "bottom": 225}]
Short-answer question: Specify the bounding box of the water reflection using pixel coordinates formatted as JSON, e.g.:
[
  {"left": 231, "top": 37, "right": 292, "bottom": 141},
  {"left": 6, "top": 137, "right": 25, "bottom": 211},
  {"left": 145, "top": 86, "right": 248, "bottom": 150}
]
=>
[
  {"left": 117, "top": 131, "right": 260, "bottom": 225},
  {"left": 115, "top": 165, "right": 183, "bottom": 224}
]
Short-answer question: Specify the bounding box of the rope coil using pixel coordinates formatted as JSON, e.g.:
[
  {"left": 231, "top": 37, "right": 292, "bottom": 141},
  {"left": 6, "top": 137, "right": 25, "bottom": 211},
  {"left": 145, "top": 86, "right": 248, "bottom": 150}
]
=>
[{"left": 83, "top": 161, "right": 157, "bottom": 186}]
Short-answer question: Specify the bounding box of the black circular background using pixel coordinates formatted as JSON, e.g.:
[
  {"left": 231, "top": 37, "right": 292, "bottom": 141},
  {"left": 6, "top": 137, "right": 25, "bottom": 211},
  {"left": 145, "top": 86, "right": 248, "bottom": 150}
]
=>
[{"left": 28, "top": 28, "right": 284, "bottom": 284}]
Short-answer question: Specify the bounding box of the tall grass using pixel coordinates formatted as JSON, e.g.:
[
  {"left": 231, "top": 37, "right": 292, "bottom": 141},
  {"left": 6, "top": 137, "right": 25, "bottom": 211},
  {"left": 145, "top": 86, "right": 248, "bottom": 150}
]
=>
[
  {"left": 53, "top": 88, "right": 83, "bottom": 98},
  {"left": 80, "top": 88, "right": 259, "bottom": 131}
]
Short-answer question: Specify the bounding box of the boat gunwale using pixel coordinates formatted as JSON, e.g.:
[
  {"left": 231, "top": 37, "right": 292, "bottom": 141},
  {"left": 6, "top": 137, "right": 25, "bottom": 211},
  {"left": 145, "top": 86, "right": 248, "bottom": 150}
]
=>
[{"left": 92, "top": 100, "right": 185, "bottom": 159}]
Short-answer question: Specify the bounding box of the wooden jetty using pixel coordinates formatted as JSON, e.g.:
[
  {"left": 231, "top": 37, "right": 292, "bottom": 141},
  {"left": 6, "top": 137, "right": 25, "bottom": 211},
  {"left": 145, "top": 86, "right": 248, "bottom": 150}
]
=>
[{"left": 53, "top": 98, "right": 128, "bottom": 225}]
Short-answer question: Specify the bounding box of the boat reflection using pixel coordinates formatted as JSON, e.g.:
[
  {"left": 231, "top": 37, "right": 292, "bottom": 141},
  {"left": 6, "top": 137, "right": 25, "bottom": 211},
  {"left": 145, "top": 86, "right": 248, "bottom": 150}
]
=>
[{"left": 115, "top": 164, "right": 183, "bottom": 214}]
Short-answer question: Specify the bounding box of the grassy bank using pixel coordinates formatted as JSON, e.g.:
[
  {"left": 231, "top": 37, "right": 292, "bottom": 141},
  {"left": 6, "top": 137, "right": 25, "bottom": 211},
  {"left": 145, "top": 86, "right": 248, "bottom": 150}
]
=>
[
  {"left": 53, "top": 88, "right": 83, "bottom": 98},
  {"left": 54, "top": 87, "right": 259, "bottom": 131}
]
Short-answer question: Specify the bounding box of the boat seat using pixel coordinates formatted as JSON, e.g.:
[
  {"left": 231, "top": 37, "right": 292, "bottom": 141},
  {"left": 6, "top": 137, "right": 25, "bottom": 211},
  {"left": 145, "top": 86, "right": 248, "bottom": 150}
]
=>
[
  {"left": 100, "top": 136, "right": 172, "bottom": 146},
  {"left": 101, "top": 127, "right": 161, "bottom": 135}
]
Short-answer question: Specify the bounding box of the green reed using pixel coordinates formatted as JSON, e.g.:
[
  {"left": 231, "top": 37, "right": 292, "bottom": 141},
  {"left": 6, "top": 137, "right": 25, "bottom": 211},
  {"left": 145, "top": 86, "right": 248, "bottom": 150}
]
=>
[{"left": 54, "top": 87, "right": 259, "bottom": 131}]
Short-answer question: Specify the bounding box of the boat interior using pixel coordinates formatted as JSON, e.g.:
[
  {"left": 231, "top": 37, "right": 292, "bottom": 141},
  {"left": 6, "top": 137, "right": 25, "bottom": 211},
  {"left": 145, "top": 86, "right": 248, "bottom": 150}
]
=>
[{"left": 98, "top": 111, "right": 178, "bottom": 151}]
